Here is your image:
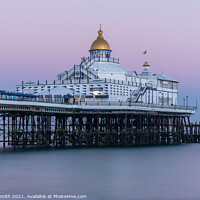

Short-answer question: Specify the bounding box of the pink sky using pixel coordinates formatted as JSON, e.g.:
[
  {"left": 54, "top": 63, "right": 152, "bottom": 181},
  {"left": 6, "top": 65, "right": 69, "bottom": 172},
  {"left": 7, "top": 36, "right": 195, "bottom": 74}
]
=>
[{"left": 0, "top": 0, "right": 200, "bottom": 109}]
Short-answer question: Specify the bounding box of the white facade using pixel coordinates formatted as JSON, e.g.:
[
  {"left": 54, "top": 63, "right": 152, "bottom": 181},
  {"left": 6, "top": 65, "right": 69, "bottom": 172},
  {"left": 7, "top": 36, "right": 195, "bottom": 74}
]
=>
[{"left": 16, "top": 27, "right": 178, "bottom": 106}]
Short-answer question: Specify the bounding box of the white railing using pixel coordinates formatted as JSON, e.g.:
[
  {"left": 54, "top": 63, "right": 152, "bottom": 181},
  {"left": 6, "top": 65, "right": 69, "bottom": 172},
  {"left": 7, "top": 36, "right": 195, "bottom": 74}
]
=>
[
  {"left": 57, "top": 56, "right": 119, "bottom": 80},
  {"left": 83, "top": 101, "right": 196, "bottom": 111},
  {"left": 18, "top": 78, "right": 140, "bottom": 87},
  {"left": 0, "top": 97, "right": 196, "bottom": 112}
]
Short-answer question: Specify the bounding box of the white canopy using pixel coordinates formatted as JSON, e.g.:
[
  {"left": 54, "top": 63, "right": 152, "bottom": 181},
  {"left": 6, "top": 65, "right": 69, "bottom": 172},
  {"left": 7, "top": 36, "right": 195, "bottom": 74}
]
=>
[{"left": 38, "top": 86, "right": 79, "bottom": 96}]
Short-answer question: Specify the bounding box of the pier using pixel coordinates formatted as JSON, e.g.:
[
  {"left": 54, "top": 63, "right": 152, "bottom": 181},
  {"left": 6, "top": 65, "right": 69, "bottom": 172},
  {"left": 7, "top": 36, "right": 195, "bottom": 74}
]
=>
[
  {"left": 0, "top": 25, "right": 195, "bottom": 149},
  {"left": 0, "top": 99, "right": 197, "bottom": 148}
]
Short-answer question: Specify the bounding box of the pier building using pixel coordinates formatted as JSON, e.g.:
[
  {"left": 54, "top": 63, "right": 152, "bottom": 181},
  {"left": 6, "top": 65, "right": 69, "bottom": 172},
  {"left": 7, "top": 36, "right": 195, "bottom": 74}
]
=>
[
  {"left": 0, "top": 25, "right": 197, "bottom": 148},
  {"left": 16, "top": 25, "right": 178, "bottom": 106}
]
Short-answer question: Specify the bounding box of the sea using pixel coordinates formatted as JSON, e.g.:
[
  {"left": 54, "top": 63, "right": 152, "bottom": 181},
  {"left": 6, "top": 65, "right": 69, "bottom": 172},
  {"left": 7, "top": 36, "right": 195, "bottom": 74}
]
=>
[{"left": 1, "top": 144, "right": 200, "bottom": 200}]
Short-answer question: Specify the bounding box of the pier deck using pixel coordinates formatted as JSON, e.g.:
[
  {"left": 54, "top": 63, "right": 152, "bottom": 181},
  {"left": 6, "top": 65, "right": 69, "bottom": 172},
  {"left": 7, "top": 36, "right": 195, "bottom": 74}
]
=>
[{"left": 0, "top": 99, "right": 197, "bottom": 148}]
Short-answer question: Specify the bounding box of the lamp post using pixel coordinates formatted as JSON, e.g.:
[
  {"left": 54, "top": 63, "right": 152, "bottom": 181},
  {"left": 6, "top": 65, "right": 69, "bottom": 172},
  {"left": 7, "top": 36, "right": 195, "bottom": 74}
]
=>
[
  {"left": 73, "top": 89, "right": 75, "bottom": 105},
  {"left": 183, "top": 98, "right": 185, "bottom": 107},
  {"left": 129, "top": 90, "right": 133, "bottom": 106},
  {"left": 48, "top": 89, "right": 51, "bottom": 102},
  {"left": 186, "top": 96, "right": 188, "bottom": 107}
]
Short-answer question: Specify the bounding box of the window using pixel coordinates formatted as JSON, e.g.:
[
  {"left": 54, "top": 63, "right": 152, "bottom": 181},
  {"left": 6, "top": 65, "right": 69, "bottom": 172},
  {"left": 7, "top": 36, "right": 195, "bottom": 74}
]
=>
[
  {"left": 168, "top": 82, "right": 173, "bottom": 89},
  {"left": 173, "top": 83, "right": 178, "bottom": 89},
  {"left": 163, "top": 81, "right": 169, "bottom": 88}
]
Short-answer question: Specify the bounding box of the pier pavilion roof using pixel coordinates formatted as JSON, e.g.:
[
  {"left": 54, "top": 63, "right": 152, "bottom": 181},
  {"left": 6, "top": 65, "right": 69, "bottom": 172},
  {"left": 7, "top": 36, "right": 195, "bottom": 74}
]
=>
[
  {"left": 38, "top": 86, "right": 79, "bottom": 96},
  {"left": 139, "top": 61, "right": 177, "bottom": 82},
  {"left": 89, "top": 62, "right": 129, "bottom": 73},
  {"left": 156, "top": 73, "right": 178, "bottom": 82}
]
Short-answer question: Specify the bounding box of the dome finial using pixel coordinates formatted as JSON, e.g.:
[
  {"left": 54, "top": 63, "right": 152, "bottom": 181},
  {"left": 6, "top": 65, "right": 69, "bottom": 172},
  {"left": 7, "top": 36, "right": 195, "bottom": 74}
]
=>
[{"left": 98, "top": 24, "right": 103, "bottom": 37}]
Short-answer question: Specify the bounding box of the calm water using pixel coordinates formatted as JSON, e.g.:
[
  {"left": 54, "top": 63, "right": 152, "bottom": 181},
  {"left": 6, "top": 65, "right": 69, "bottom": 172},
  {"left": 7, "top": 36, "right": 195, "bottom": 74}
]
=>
[{"left": 1, "top": 144, "right": 200, "bottom": 200}]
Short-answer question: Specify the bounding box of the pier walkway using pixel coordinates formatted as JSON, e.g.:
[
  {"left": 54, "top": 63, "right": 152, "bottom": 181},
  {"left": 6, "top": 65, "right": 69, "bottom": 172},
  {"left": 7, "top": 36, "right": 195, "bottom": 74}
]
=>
[
  {"left": 0, "top": 99, "right": 196, "bottom": 114},
  {"left": 0, "top": 99, "right": 198, "bottom": 148}
]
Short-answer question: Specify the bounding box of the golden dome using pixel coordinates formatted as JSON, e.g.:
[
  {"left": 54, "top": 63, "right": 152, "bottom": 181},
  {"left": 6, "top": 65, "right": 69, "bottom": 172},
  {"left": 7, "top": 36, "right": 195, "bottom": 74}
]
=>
[
  {"left": 143, "top": 61, "right": 150, "bottom": 66},
  {"left": 90, "top": 25, "right": 111, "bottom": 50}
]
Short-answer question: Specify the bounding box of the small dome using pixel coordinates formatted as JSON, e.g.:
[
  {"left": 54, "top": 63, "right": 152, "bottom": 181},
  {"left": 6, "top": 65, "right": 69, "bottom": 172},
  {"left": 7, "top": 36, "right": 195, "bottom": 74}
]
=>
[
  {"left": 143, "top": 61, "right": 150, "bottom": 66},
  {"left": 90, "top": 25, "right": 110, "bottom": 50}
]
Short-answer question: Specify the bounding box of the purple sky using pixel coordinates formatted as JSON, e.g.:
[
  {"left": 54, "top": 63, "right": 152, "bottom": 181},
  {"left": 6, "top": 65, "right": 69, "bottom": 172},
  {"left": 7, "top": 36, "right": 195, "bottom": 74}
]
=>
[{"left": 0, "top": 0, "right": 200, "bottom": 119}]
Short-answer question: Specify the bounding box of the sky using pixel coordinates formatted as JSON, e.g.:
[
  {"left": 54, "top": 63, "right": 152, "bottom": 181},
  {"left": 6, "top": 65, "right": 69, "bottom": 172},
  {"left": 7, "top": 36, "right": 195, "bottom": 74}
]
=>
[{"left": 0, "top": 0, "right": 200, "bottom": 120}]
